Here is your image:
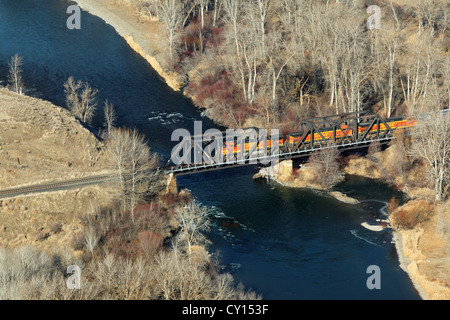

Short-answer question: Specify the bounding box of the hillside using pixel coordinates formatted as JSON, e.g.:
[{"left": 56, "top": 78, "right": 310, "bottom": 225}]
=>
[
  {"left": 0, "top": 88, "right": 113, "bottom": 253},
  {"left": 0, "top": 89, "right": 258, "bottom": 301},
  {"left": 0, "top": 88, "right": 109, "bottom": 189}
]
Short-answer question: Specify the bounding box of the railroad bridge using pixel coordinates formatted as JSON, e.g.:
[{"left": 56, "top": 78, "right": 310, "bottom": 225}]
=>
[
  {"left": 0, "top": 111, "right": 420, "bottom": 199},
  {"left": 164, "top": 112, "right": 417, "bottom": 191},
  {"left": 163, "top": 111, "right": 418, "bottom": 193}
]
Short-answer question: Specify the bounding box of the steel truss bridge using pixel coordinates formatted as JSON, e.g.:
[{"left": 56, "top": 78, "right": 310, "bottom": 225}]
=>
[
  {"left": 3, "top": 110, "right": 446, "bottom": 198},
  {"left": 164, "top": 111, "right": 405, "bottom": 176}
]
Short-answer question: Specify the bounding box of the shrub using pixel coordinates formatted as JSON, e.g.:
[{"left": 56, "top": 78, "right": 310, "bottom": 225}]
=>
[
  {"left": 339, "top": 154, "right": 360, "bottom": 167},
  {"left": 71, "top": 231, "right": 86, "bottom": 251},
  {"left": 0, "top": 245, "right": 97, "bottom": 299},
  {"left": 50, "top": 223, "right": 63, "bottom": 234},
  {"left": 391, "top": 200, "right": 434, "bottom": 230},
  {"left": 160, "top": 192, "right": 193, "bottom": 209},
  {"left": 138, "top": 231, "right": 163, "bottom": 257},
  {"left": 387, "top": 197, "right": 399, "bottom": 214},
  {"left": 307, "top": 148, "right": 344, "bottom": 189}
]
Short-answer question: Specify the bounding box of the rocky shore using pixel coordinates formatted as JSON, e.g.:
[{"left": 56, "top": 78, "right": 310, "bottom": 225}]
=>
[
  {"left": 346, "top": 153, "right": 450, "bottom": 300},
  {"left": 254, "top": 160, "right": 359, "bottom": 204},
  {"left": 255, "top": 158, "right": 449, "bottom": 299}
]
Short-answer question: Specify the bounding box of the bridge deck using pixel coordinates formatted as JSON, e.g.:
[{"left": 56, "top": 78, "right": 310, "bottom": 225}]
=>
[{"left": 165, "top": 136, "right": 393, "bottom": 175}]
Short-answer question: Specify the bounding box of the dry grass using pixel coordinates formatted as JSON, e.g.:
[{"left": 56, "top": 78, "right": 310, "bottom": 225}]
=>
[
  {"left": 390, "top": 199, "right": 435, "bottom": 230},
  {"left": 276, "top": 163, "right": 325, "bottom": 190},
  {"left": 343, "top": 156, "right": 382, "bottom": 179},
  {"left": 0, "top": 88, "right": 108, "bottom": 189},
  {"left": 393, "top": 200, "right": 450, "bottom": 299},
  {"left": 344, "top": 142, "right": 429, "bottom": 195},
  {"left": 0, "top": 185, "right": 116, "bottom": 256},
  {"left": 0, "top": 88, "right": 114, "bottom": 255}
]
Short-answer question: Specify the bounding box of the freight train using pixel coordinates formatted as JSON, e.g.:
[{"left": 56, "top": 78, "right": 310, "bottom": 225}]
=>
[{"left": 221, "top": 114, "right": 418, "bottom": 156}]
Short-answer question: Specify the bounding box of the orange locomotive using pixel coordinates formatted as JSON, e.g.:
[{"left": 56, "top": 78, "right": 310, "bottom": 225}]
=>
[
  {"left": 221, "top": 133, "right": 284, "bottom": 156},
  {"left": 287, "top": 115, "right": 417, "bottom": 147},
  {"left": 221, "top": 115, "right": 417, "bottom": 157}
]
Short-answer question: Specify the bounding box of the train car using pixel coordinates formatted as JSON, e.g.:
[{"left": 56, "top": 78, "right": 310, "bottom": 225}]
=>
[
  {"left": 267, "top": 133, "right": 285, "bottom": 149},
  {"left": 222, "top": 141, "right": 236, "bottom": 156},
  {"left": 287, "top": 126, "right": 353, "bottom": 147},
  {"left": 287, "top": 115, "right": 418, "bottom": 149},
  {"left": 386, "top": 116, "right": 418, "bottom": 129},
  {"left": 359, "top": 116, "right": 417, "bottom": 135},
  {"left": 221, "top": 114, "right": 418, "bottom": 158},
  {"left": 221, "top": 130, "right": 285, "bottom": 156},
  {"left": 221, "top": 127, "right": 262, "bottom": 156}
]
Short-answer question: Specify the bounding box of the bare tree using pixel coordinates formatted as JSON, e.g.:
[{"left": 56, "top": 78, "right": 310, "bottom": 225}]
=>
[
  {"left": 223, "top": 0, "right": 250, "bottom": 103},
  {"left": 159, "top": 0, "right": 183, "bottom": 69},
  {"left": 107, "top": 127, "right": 129, "bottom": 201},
  {"left": 104, "top": 100, "right": 117, "bottom": 136},
  {"left": 197, "top": 0, "right": 210, "bottom": 53},
  {"left": 8, "top": 54, "right": 24, "bottom": 95},
  {"left": 176, "top": 202, "right": 211, "bottom": 257},
  {"left": 80, "top": 83, "right": 98, "bottom": 124},
  {"left": 386, "top": 1, "right": 401, "bottom": 117},
  {"left": 212, "top": 0, "right": 223, "bottom": 27},
  {"left": 64, "top": 76, "right": 82, "bottom": 111},
  {"left": 369, "top": 2, "right": 402, "bottom": 118},
  {"left": 336, "top": 11, "right": 369, "bottom": 114},
  {"left": 152, "top": 242, "right": 261, "bottom": 300},
  {"left": 223, "top": 8, "right": 262, "bottom": 105},
  {"left": 0, "top": 245, "right": 97, "bottom": 300},
  {"left": 84, "top": 220, "right": 100, "bottom": 256},
  {"left": 248, "top": 0, "right": 271, "bottom": 58},
  {"left": 264, "top": 20, "right": 296, "bottom": 122},
  {"left": 400, "top": 18, "right": 442, "bottom": 115},
  {"left": 88, "top": 253, "right": 154, "bottom": 299},
  {"left": 316, "top": 5, "right": 343, "bottom": 114},
  {"left": 410, "top": 112, "right": 450, "bottom": 201},
  {"left": 153, "top": 247, "right": 213, "bottom": 300},
  {"left": 107, "top": 128, "right": 161, "bottom": 223},
  {"left": 127, "top": 128, "right": 159, "bottom": 222},
  {"left": 308, "top": 147, "right": 344, "bottom": 189},
  {"left": 64, "top": 76, "right": 98, "bottom": 125}
]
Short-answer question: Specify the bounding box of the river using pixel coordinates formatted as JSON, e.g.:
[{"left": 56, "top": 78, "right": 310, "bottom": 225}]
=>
[{"left": 0, "top": 0, "right": 420, "bottom": 300}]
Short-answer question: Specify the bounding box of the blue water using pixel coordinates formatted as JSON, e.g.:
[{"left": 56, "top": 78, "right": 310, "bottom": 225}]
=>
[
  {"left": 0, "top": 0, "right": 420, "bottom": 300},
  {"left": 179, "top": 167, "right": 418, "bottom": 299}
]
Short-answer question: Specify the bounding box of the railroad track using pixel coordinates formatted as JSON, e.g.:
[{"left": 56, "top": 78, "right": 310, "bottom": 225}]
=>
[{"left": 0, "top": 174, "right": 118, "bottom": 199}]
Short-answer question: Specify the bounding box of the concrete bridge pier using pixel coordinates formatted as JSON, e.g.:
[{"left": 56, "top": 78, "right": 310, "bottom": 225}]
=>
[
  {"left": 166, "top": 172, "right": 178, "bottom": 194},
  {"left": 276, "top": 160, "right": 293, "bottom": 178},
  {"left": 253, "top": 159, "right": 293, "bottom": 180}
]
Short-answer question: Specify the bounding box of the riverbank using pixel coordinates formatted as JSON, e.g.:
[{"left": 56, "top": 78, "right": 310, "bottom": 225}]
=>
[
  {"left": 256, "top": 156, "right": 449, "bottom": 300},
  {"left": 254, "top": 160, "right": 359, "bottom": 204},
  {"left": 74, "top": 0, "right": 182, "bottom": 91},
  {"left": 391, "top": 231, "right": 429, "bottom": 299},
  {"left": 390, "top": 201, "right": 450, "bottom": 300},
  {"left": 345, "top": 148, "right": 450, "bottom": 300}
]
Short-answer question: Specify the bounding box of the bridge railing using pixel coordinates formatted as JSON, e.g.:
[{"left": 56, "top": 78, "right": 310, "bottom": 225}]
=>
[
  {"left": 164, "top": 136, "right": 395, "bottom": 175},
  {"left": 165, "top": 112, "right": 416, "bottom": 175}
]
